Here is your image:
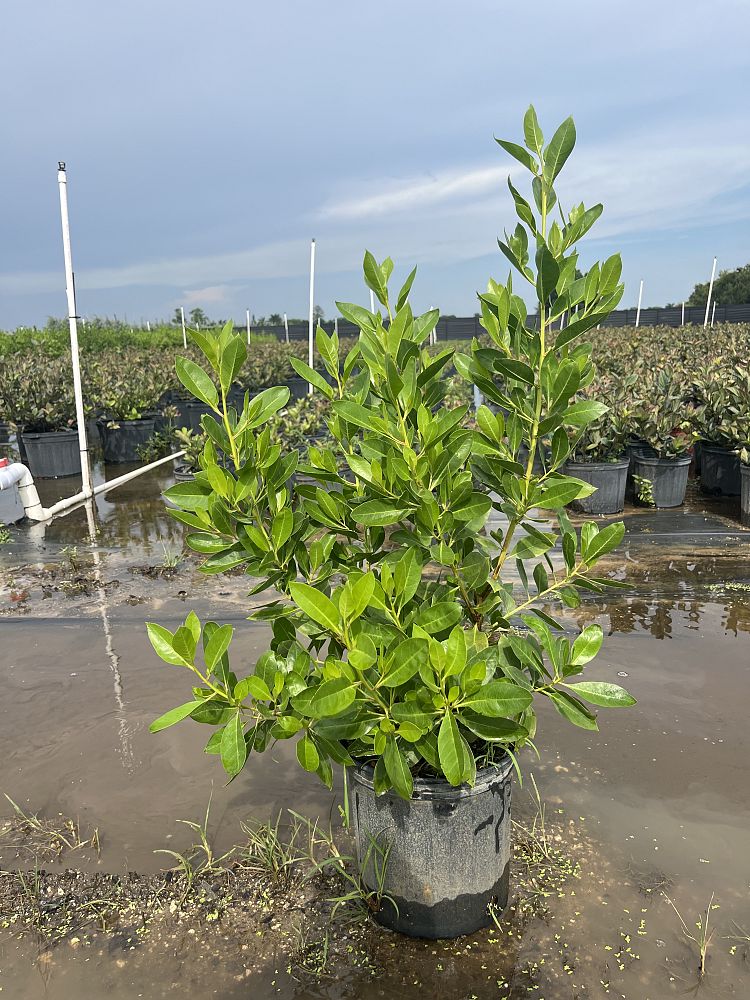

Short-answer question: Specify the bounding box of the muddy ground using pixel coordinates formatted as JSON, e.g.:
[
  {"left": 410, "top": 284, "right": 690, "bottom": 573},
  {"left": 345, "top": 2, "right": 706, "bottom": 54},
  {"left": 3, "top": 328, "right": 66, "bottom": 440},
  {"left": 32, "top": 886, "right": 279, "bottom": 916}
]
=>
[{"left": 1, "top": 463, "right": 750, "bottom": 998}]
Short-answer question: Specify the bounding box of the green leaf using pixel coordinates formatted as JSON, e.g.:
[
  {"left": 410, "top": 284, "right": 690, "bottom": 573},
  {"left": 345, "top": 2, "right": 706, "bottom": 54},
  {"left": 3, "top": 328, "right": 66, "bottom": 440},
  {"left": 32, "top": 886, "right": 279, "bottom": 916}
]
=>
[
  {"left": 234, "top": 675, "right": 272, "bottom": 702},
  {"left": 438, "top": 712, "right": 475, "bottom": 787},
  {"left": 289, "top": 357, "right": 335, "bottom": 398},
  {"left": 584, "top": 521, "right": 625, "bottom": 563},
  {"left": 536, "top": 246, "right": 560, "bottom": 302},
  {"left": 363, "top": 250, "right": 388, "bottom": 306},
  {"left": 562, "top": 400, "right": 608, "bottom": 428},
  {"left": 204, "top": 623, "right": 233, "bottom": 671},
  {"left": 462, "top": 680, "right": 532, "bottom": 717},
  {"left": 547, "top": 690, "right": 598, "bottom": 731},
  {"left": 272, "top": 509, "right": 294, "bottom": 550},
  {"left": 150, "top": 700, "right": 204, "bottom": 733},
  {"left": 414, "top": 602, "right": 462, "bottom": 635},
  {"left": 384, "top": 737, "right": 414, "bottom": 799},
  {"left": 162, "top": 480, "right": 213, "bottom": 512},
  {"left": 396, "top": 266, "right": 417, "bottom": 312},
  {"left": 523, "top": 105, "right": 544, "bottom": 153},
  {"left": 289, "top": 582, "right": 341, "bottom": 634},
  {"left": 175, "top": 357, "right": 219, "bottom": 410},
  {"left": 494, "top": 358, "right": 535, "bottom": 385},
  {"left": 296, "top": 733, "right": 320, "bottom": 772},
  {"left": 452, "top": 492, "right": 492, "bottom": 523},
  {"left": 543, "top": 116, "right": 576, "bottom": 183},
  {"left": 351, "top": 500, "right": 409, "bottom": 526},
  {"left": 146, "top": 623, "right": 190, "bottom": 666},
  {"left": 308, "top": 678, "right": 356, "bottom": 717},
  {"left": 340, "top": 572, "right": 376, "bottom": 623},
  {"left": 458, "top": 712, "right": 527, "bottom": 742},
  {"left": 243, "top": 386, "right": 291, "bottom": 430},
  {"left": 220, "top": 712, "right": 247, "bottom": 776},
  {"left": 570, "top": 624, "right": 603, "bottom": 666},
  {"left": 533, "top": 477, "right": 595, "bottom": 510},
  {"left": 219, "top": 337, "right": 246, "bottom": 393},
  {"left": 565, "top": 681, "right": 636, "bottom": 708},
  {"left": 495, "top": 138, "right": 538, "bottom": 173},
  {"left": 380, "top": 637, "right": 429, "bottom": 687}
]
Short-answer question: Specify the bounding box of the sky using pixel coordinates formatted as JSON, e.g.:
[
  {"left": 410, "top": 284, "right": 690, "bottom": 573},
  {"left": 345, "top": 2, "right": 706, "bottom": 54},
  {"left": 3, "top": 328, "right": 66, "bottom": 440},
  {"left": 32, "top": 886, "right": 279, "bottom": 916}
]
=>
[{"left": 1, "top": 0, "right": 750, "bottom": 329}]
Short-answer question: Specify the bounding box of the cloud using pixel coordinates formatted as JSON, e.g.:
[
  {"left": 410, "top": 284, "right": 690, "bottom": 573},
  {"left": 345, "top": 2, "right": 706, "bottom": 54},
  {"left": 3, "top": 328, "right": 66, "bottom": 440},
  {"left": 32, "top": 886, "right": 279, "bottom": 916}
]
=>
[{"left": 183, "top": 284, "right": 229, "bottom": 304}]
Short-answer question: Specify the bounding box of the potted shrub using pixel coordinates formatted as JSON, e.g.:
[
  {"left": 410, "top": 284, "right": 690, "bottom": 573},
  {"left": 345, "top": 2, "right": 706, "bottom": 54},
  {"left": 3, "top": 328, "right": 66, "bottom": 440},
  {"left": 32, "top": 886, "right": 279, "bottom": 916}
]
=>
[
  {"left": 172, "top": 427, "right": 207, "bottom": 482},
  {"left": 692, "top": 361, "right": 745, "bottom": 496},
  {"left": 92, "top": 363, "right": 165, "bottom": 463},
  {"left": 564, "top": 376, "right": 634, "bottom": 514},
  {"left": 2, "top": 355, "right": 82, "bottom": 477},
  {"left": 630, "top": 371, "right": 693, "bottom": 507},
  {"left": 147, "top": 109, "right": 635, "bottom": 940}
]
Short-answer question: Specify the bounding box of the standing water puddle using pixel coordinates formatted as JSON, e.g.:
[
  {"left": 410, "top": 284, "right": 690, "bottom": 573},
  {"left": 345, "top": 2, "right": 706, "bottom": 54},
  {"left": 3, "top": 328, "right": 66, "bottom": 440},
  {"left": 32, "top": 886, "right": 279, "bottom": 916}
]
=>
[{"left": 1, "top": 470, "right": 750, "bottom": 998}]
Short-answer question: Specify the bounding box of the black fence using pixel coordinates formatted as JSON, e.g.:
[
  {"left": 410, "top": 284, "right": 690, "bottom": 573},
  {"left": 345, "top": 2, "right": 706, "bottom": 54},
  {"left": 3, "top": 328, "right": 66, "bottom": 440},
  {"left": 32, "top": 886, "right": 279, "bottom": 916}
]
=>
[{"left": 241, "top": 302, "right": 750, "bottom": 343}]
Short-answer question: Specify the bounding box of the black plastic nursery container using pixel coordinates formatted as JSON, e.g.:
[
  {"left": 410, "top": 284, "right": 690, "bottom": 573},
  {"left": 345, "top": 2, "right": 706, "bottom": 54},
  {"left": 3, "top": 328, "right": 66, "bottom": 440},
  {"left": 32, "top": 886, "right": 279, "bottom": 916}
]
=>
[
  {"left": 565, "top": 458, "right": 629, "bottom": 515},
  {"left": 741, "top": 465, "right": 750, "bottom": 527},
  {"left": 21, "top": 429, "right": 81, "bottom": 478},
  {"left": 100, "top": 418, "right": 156, "bottom": 463},
  {"left": 0, "top": 421, "right": 10, "bottom": 444},
  {"left": 285, "top": 376, "right": 308, "bottom": 400},
  {"left": 699, "top": 444, "right": 741, "bottom": 496},
  {"left": 351, "top": 756, "right": 513, "bottom": 939},
  {"left": 630, "top": 454, "right": 691, "bottom": 508}
]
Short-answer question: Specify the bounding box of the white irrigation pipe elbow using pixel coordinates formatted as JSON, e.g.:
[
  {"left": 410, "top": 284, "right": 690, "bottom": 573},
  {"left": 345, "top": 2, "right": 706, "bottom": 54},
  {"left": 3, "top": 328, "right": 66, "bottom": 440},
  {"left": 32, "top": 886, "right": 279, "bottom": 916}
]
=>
[{"left": 0, "top": 463, "right": 46, "bottom": 520}]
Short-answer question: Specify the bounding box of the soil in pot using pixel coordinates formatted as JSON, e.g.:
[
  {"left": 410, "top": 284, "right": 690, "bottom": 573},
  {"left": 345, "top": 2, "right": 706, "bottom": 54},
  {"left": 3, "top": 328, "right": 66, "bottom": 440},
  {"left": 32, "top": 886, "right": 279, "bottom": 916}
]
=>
[
  {"left": 630, "top": 454, "right": 691, "bottom": 508},
  {"left": 741, "top": 465, "right": 750, "bottom": 527},
  {"left": 100, "top": 418, "right": 156, "bottom": 463},
  {"left": 564, "top": 458, "right": 629, "bottom": 515},
  {"left": 351, "top": 757, "right": 513, "bottom": 939},
  {"left": 700, "top": 443, "right": 741, "bottom": 496},
  {"left": 20, "top": 429, "right": 81, "bottom": 478}
]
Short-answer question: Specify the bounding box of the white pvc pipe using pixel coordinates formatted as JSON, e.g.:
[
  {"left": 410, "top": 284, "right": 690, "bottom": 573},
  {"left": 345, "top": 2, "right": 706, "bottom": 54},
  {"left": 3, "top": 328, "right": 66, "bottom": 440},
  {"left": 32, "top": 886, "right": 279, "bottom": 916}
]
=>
[
  {"left": 635, "top": 279, "right": 643, "bottom": 328},
  {"left": 147, "top": 320, "right": 151, "bottom": 332},
  {"left": 180, "top": 306, "right": 187, "bottom": 348},
  {"left": 711, "top": 300, "right": 717, "bottom": 327},
  {"left": 370, "top": 289, "right": 375, "bottom": 314},
  {"left": 3, "top": 452, "right": 185, "bottom": 522},
  {"left": 704, "top": 257, "right": 717, "bottom": 328},
  {"left": 334, "top": 316, "right": 338, "bottom": 338},
  {"left": 308, "top": 239, "right": 316, "bottom": 394},
  {"left": 283, "top": 312, "right": 289, "bottom": 343},
  {"left": 246, "top": 308, "right": 251, "bottom": 346},
  {"left": 57, "top": 163, "right": 92, "bottom": 497}
]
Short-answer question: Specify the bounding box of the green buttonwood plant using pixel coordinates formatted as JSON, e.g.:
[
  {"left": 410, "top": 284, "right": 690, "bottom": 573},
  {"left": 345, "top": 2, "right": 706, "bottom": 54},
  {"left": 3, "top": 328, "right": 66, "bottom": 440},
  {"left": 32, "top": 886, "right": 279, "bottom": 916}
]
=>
[{"left": 148, "top": 108, "right": 635, "bottom": 798}]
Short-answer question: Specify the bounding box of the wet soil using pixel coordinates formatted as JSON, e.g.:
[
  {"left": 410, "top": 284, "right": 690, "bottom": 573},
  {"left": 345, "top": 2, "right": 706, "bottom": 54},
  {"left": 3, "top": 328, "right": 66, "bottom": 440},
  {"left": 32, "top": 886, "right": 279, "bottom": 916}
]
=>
[{"left": 1, "top": 465, "right": 750, "bottom": 997}]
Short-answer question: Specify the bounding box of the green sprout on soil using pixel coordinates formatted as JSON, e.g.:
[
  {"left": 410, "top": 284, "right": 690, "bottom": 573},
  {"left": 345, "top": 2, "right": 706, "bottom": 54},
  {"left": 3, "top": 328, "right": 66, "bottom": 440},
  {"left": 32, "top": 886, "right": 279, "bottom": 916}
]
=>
[
  {"left": 1, "top": 794, "right": 100, "bottom": 861},
  {"left": 663, "top": 891, "right": 718, "bottom": 979},
  {"left": 154, "top": 793, "right": 233, "bottom": 905}
]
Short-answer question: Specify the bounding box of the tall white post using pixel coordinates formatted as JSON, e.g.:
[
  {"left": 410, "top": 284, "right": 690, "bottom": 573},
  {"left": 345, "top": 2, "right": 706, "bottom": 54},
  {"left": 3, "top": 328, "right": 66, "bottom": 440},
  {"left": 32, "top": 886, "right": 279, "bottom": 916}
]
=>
[
  {"left": 283, "top": 312, "right": 289, "bottom": 343},
  {"left": 147, "top": 320, "right": 151, "bottom": 332},
  {"left": 681, "top": 302, "right": 685, "bottom": 326},
  {"left": 180, "top": 306, "right": 187, "bottom": 348},
  {"left": 57, "top": 162, "right": 91, "bottom": 496},
  {"left": 246, "top": 308, "right": 251, "bottom": 346},
  {"left": 334, "top": 316, "right": 338, "bottom": 337},
  {"left": 635, "top": 279, "right": 644, "bottom": 328},
  {"left": 370, "top": 289, "right": 376, "bottom": 314},
  {"left": 308, "top": 239, "right": 316, "bottom": 394},
  {"left": 711, "top": 300, "right": 717, "bottom": 327},
  {"left": 703, "top": 257, "right": 717, "bottom": 328}
]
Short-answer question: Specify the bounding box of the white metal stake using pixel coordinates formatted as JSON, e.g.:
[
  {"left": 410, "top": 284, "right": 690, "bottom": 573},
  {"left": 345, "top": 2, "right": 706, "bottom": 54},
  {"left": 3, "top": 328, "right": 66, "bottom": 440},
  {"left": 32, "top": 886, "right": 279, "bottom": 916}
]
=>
[
  {"left": 57, "top": 162, "right": 91, "bottom": 497},
  {"left": 704, "top": 256, "right": 717, "bottom": 328},
  {"left": 147, "top": 320, "right": 151, "bottom": 332},
  {"left": 246, "top": 308, "right": 251, "bottom": 346},
  {"left": 681, "top": 302, "right": 685, "bottom": 326},
  {"left": 180, "top": 306, "right": 187, "bottom": 348},
  {"left": 334, "top": 316, "right": 338, "bottom": 337},
  {"left": 711, "top": 300, "right": 717, "bottom": 327},
  {"left": 370, "top": 289, "right": 376, "bottom": 314},
  {"left": 635, "top": 280, "right": 644, "bottom": 328},
  {"left": 283, "top": 312, "right": 289, "bottom": 343},
  {"left": 308, "top": 239, "right": 316, "bottom": 394}
]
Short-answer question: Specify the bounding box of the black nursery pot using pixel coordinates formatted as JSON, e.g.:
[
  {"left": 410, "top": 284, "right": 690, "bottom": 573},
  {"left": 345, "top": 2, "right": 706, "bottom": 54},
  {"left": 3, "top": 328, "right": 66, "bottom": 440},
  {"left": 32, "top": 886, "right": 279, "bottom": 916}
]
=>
[
  {"left": 699, "top": 443, "right": 741, "bottom": 496},
  {"left": 630, "top": 454, "right": 691, "bottom": 508},
  {"left": 0, "top": 421, "right": 10, "bottom": 444},
  {"left": 21, "top": 429, "right": 81, "bottom": 478},
  {"left": 741, "top": 465, "right": 750, "bottom": 526},
  {"left": 285, "top": 376, "right": 309, "bottom": 400},
  {"left": 564, "top": 458, "right": 629, "bottom": 515},
  {"left": 351, "top": 757, "right": 513, "bottom": 939},
  {"left": 100, "top": 418, "right": 156, "bottom": 463}
]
